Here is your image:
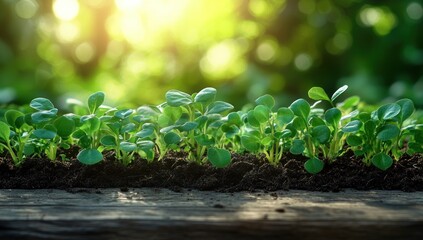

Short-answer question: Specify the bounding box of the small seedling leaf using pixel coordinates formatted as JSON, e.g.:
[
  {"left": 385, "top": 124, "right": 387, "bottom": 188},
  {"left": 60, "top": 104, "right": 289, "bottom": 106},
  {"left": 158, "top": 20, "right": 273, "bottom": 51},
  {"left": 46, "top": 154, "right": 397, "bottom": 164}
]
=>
[
  {"left": 276, "top": 107, "right": 294, "bottom": 126},
  {"left": 241, "top": 135, "right": 260, "bottom": 152},
  {"left": 194, "top": 134, "right": 215, "bottom": 146},
  {"left": 31, "top": 108, "right": 58, "bottom": 124},
  {"left": 54, "top": 116, "right": 75, "bottom": 138},
  {"left": 377, "top": 103, "right": 401, "bottom": 121},
  {"left": 311, "top": 125, "right": 330, "bottom": 144},
  {"left": 120, "top": 142, "right": 137, "bottom": 152},
  {"left": 289, "top": 99, "right": 310, "bottom": 121},
  {"left": 324, "top": 108, "right": 341, "bottom": 127},
  {"left": 100, "top": 135, "right": 116, "bottom": 146},
  {"left": 114, "top": 109, "right": 134, "bottom": 119},
  {"left": 371, "top": 153, "right": 393, "bottom": 171},
  {"left": 194, "top": 87, "right": 216, "bottom": 103},
  {"left": 377, "top": 124, "right": 400, "bottom": 141},
  {"left": 304, "top": 157, "right": 324, "bottom": 174},
  {"left": 253, "top": 105, "right": 270, "bottom": 123},
  {"left": 77, "top": 148, "right": 103, "bottom": 165},
  {"left": 255, "top": 94, "right": 275, "bottom": 109},
  {"left": 208, "top": 147, "right": 231, "bottom": 168},
  {"left": 396, "top": 98, "right": 414, "bottom": 122},
  {"left": 0, "top": 121, "right": 10, "bottom": 142},
  {"left": 331, "top": 85, "right": 348, "bottom": 102},
  {"left": 5, "top": 110, "right": 24, "bottom": 128},
  {"left": 88, "top": 92, "right": 105, "bottom": 114},
  {"left": 308, "top": 87, "right": 330, "bottom": 102},
  {"left": 341, "top": 120, "right": 362, "bottom": 133},
  {"left": 178, "top": 121, "right": 199, "bottom": 132},
  {"left": 227, "top": 112, "right": 243, "bottom": 126},
  {"left": 166, "top": 90, "right": 192, "bottom": 107},
  {"left": 346, "top": 135, "right": 362, "bottom": 146},
  {"left": 30, "top": 98, "right": 55, "bottom": 111},
  {"left": 207, "top": 101, "right": 234, "bottom": 114},
  {"left": 164, "top": 131, "right": 181, "bottom": 145},
  {"left": 33, "top": 129, "right": 56, "bottom": 139},
  {"left": 290, "top": 139, "right": 305, "bottom": 155}
]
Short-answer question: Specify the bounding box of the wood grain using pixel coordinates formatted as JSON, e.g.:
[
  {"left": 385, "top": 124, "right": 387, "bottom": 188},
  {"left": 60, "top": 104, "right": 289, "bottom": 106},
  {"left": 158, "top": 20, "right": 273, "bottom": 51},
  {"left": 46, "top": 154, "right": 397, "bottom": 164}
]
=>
[{"left": 0, "top": 189, "right": 422, "bottom": 239}]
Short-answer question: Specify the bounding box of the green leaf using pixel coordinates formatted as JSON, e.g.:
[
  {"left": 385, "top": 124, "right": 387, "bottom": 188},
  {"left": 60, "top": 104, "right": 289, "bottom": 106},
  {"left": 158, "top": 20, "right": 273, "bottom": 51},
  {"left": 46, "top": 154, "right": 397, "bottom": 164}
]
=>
[
  {"left": 33, "top": 129, "right": 56, "bottom": 139},
  {"left": 164, "top": 131, "right": 181, "bottom": 145},
  {"left": 377, "top": 124, "right": 400, "bottom": 141},
  {"left": 341, "top": 120, "right": 362, "bottom": 133},
  {"left": 291, "top": 117, "right": 306, "bottom": 131},
  {"left": 290, "top": 139, "right": 305, "bottom": 155},
  {"left": 338, "top": 96, "right": 360, "bottom": 110},
  {"left": 253, "top": 105, "right": 270, "bottom": 123},
  {"left": 100, "top": 135, "right": 116, "bottom": 146},
  {"left": 276, "top": 107, "right": 294, "bottom": 126},
  {"left": 208, "top": 147, "right": 231, "bottom": 168},
  {"left": 120, "top": 142, "right": 137, "bottom": 152},
  {"left": 255, "top": 94, "right": 275, "bottom": 109},
  {"left": 241, "top": 134, "right": 260, "bottom": 152},
  {"left": 289, "top": 99, "right": 310, "bottom": 121},
  {"left": 30, "top": 98, "right": 55, "bottom": 111},
  {"left": 31, "top": 109, "right": 58, "bottom": 124},
  {"left": 137, "top": 140, "right": 155, "bottom": 151},
  {"left": 5, "top": 110, "right": 24, "bottom": 128},
  {"left": 331, "top": 85, "right": 348, "bottom": 102},
  {"left": 311, "top": 125, "right": 330, "bottom": 144},
  {"left": 194, "top": 134, "right": 215, "bottom": 146},
  {"left": 309, "top": 115, "right": 325, "bottom": 127},
  {"left": 308, "top": 87, "right": 330, "bottom": 102},
  {"left": 166, "top": 90, "right": 192, "bottom": 107},
  {"left": 346, "top": 135, "right": 362, "bottom": 147},
  {"left": 77, "top": 148, "right": 103, "bottom": 165},
  {"left": 304, "top": 157, "right": 324, "bottom": 174},
  {"left": 114, "top": 109, "right": 134, "bottom": 119},
  {"left": 80, "top": 115, "right": 101, "bottom": 135},
  {"left": 324, "top": 108, "right": 341, "bottom": 127},
  {"left": 178, "top": 121, "right": 198, "bottom": 132},
  {"left": 207, "top": 101, "right": 234, "bottom": 114},
  {"left": 364, "top": 120, "right": 376, "bottom": 136},
  {"left": 88, "top": 92, "right": 105, "bottom": 114},
  {"left": 0, "top": 121, "right": 11, "bottom": 143},
  {"left": 54, "top": 116, "right": 75, "bottom": 138},
  {"left": 396, "top": 98, "right": 414, "bottom": 122},
  {"left": 121, "top": 123, "right": 136, "bottom": 133},
  {"left": 377, "top": 103, "right": 401, "bottom": 121},
  {"left": 194, "top": 87, "right": 216, "bottom": 104},
  {"left": 371, "top": 153, "right": 393, "bottom": 171},
  {"left": 246, "top": 110, "right": 260, "bottom": 127},
  {"left": 227, "top": 112, "right": 243, "bottom": 126}
]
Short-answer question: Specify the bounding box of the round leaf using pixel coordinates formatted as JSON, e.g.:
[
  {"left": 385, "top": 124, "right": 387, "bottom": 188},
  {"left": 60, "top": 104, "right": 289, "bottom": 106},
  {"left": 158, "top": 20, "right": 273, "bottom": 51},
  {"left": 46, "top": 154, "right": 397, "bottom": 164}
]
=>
[
  {"left": 207, "top": 147, "right": 231, "bottom": 168},
  {"left": 77, "top": 148, "right": 103, "bottom": 165},
  {"left": 137, "top": 140, "right": 155, "bottom": 151},
  {"left": 304, "top": 157, "right": 324, "bottom": 174},
  {"left": 276, "top": 107, "right": 294, "bottom": 126},
  {"left": 371, "top": 153, "right": 393, "bottom": 171},
  {"left": 178, "top": 121, "right": 198, "bottom": 132},
  {"left": 346, "top": 135, "right": 362, "bottom": 147},
  {"left": 308, "top": 87, "right": 330, "bottom": 102},
  {"left": 377, "top": 103, "right": 401, "bottom": 121},
  {"left": 33, "top": 129, "right": 57, "bottom": 139},
  {"left": 289, "top": 99, "right": 310, "bottom": 121},
  {"left": 164, "top": 131, "right": 181, "bottom": 145},
  {"left": 194, "top": 87, "right": 216, "bottom": 103},
  {"left": 253, "top": 105, "right": 270, "bottom": 123},
  {"left": 5, "top": 110, "right": 24, "bottom": 128},
  {"left": 241, "top": 135, "right": 260, "bottom": 152},
  {"left": 31, "top": 109, "right": 58, "bottom": 124},
  {"left": 54, "top": 116, "right": 75, "bottom": 138},
  {"left": 227, "top": 112, "right": 243, "bottom": 126},
  {"left": 30, "top": 98, "right": 55, "bottom": 111},
  {"left": 114, "top": 109, "right": 134, "bottom": 119},
  {"left": 88, "top": 92, "right": 105, "bottom": 114},
  {"left": 255, "top": 94, "right": 275, "bottom": 109},
  {"left": 194, "top": 134, "right": 215, "bottom": 146},
  {"left": 290, "top": 139, "right": 305, "bottom": 155},
  {"left": 377, "top": 124, "right": 400, "bottom": 141},
  {"left": 341, "top": 120, "right": 362, "bottom": 133},
  {"left": 246, "top": 110, "right": 260, "bottom": 127},
  {"left": 324, "top": 108, "right": 341, "bottom": 127},
  {"left": 100, "top": 135, "right": 116, "bottom": 146},
  {"left": 311, "top": 125, "right": 330, "bottom": 144},
  {"left": 120, "top": 142, "right": 137, "bottom": 152},
  {"left": 207, "top": 101, "right": 234, "bottom": 115},
  {"left": 396, "top": 98, "right": 414, "bottom": 122},
  {"left": 166, "top": 90, "right": 192, "bottom": 107}
]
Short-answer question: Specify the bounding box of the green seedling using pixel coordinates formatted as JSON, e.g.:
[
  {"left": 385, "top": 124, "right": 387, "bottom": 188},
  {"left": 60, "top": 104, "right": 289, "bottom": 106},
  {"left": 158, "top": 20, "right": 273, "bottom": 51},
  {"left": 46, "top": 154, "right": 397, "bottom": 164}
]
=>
[{"left": 240, "top": 94, "right": 293, "bottom": 165}]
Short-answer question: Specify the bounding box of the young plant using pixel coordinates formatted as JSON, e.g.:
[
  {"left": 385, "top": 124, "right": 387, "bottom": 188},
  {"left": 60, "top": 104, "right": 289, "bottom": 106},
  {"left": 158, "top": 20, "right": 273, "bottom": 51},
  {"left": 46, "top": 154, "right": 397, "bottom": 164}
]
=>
[
  {"left": 345, "top": 99, "right": 423, "bottom": 170},
  {"left": 240, "top": 94, "right": 294, "bottom": 165}
]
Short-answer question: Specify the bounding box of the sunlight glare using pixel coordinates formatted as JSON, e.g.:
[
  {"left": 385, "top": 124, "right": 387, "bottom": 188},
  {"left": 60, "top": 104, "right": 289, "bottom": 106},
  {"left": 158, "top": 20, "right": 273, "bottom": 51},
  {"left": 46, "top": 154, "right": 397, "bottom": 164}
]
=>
[{"left": 53, "top": 0, "right": 80, "bottom": 21}]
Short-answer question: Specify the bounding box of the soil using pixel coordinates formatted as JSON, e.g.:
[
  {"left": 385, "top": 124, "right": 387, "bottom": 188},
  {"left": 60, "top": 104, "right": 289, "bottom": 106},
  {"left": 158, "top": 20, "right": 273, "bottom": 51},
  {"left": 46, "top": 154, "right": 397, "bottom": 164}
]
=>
[{"left": 1, "top": 149, "right": 422, "bottom": 192}]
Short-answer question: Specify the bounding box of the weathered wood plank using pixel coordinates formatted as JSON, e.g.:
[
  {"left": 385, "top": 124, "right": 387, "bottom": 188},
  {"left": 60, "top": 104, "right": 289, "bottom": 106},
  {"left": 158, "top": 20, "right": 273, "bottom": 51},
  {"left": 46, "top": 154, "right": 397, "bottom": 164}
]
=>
[{"left": 0, "top": 189, "right": 422, "bottom": 239}]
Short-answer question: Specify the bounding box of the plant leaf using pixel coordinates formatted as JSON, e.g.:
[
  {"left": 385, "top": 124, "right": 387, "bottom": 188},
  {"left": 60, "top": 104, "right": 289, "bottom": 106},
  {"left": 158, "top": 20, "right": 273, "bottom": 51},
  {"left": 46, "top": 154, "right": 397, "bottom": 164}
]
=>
[
  {"left": 346, "top": 135, "right": 362, "bottom": 146},
  {"left": 0, "top": 121, "right": 11, "bottom": 143},
  {"left": 324, "top": 108, "right": 341, "bottom": 127},
  {"left": 5, "top": 110, "right": 24, "bottom": 128},
  {"left": 289, "top": 99, "right": 310, "bottom": 121},
  {"left": 77, "top": 148, "right": 103, "bottom": 165},
  {"left": 290, "top": 139, "right": 305, "bottom": 155},
  {"left": 241, "top": 135, "right": 260, "bottom": 152},
  {"left": 100, "top": 135, "right": 116, "bottom": 146},
  {"left": 114, "top": 109, "right": 134, "bottom": 119},
  {"left": 396, "top": 98, "right": 414, "bottom": 122},
  {"left": 54, "top": 116, "right": 75, "bottom": 138},
  {"left": 253, "top": 105, "right": 270, "bottom": 123},
  {"left": 311, "top": 125, "right": 330, "bottom": 144},
  {"left": 207, "top": 101, "right": 234, "bottom": 114},
  {"left": 30, "top": 98, "right": 55, "bottom": 111},
  {"left": 33, "top": 129, "right": 57, "bottom": 139},
  {"left": 371, "top": 153, "right": 393, "bottom": 171},
  {"left": 341, "top": 120, "right": 362, "bottom": 133},
  {"left": 31, "top": 108, "right": 58, "bottom": 124},
  {"left": 276, "top": 107, "right": 294, "bottom": 126},
  {"left": 308, "top": 87, "right": 330, "bottom": 102},
  {"left": 194, "top": 87, "right": 216, "bottom": 104},
  {"left": 227, "top": 112, "right": 243, "bottom": 126},
  {"left": 194, "top": 134, "right": 215, "bottom": 146},
  {"left": 178, "top": 121, "right": 198, "bottom": 132},
  {"left": 164, "top": 131, "right": 181, "bottom": 145},
  {"left": 331, "top": 85, "right": 348, "bottom": 102},
  {"left": 207, "top": 147, "right": 231, "bottom": 168},
  {"left": 377, "top": 124, "right": 400, "bottom": 141},
  {"left": 137, "top": 140, "right": 155, "bottom": 151},
  {"left": 377, "top": 103, "right": 401, "bottom": 121},
  {"left": 304, "top": 157, "right": 324, "bottom": 174},
  {"left": 120, "top": 142, "right": 137, "bottom": 152},
  {"left": 255, "top": 94, "right": 275, "bottom": 109},
  {"left": 166, "top": 90, "right": 192, "bottom": 107},
  {"left": 88, "top": 92, "right": 105, "bottom": 114}
]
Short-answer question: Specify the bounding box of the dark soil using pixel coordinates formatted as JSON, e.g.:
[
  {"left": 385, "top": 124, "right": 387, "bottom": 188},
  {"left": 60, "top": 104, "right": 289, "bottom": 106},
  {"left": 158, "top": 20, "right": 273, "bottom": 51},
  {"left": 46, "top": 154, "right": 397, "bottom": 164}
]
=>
[{"left": 1, "top": 149, "right": 422, "bottom": 192}]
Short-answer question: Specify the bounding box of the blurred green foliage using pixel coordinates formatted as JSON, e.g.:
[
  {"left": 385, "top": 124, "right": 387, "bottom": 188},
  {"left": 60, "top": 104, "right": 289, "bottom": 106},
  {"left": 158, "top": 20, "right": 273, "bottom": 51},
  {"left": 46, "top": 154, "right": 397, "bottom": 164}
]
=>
[{"left": 0, "top": 0, "right": 422, "bottom": 108}]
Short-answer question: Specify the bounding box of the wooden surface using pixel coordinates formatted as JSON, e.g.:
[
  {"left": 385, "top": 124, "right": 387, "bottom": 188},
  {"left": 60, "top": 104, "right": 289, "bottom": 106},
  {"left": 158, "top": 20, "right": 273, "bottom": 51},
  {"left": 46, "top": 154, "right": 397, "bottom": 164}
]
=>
[{"left": 0, "top": 188, "right": 422, "bottom": 239}]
